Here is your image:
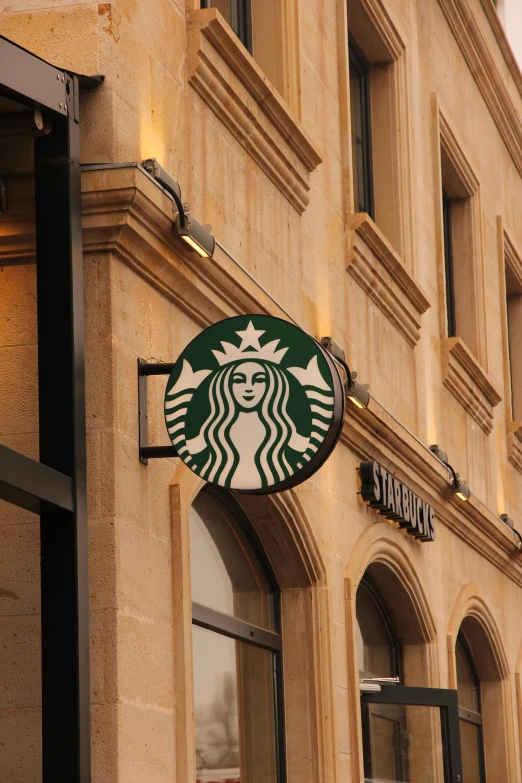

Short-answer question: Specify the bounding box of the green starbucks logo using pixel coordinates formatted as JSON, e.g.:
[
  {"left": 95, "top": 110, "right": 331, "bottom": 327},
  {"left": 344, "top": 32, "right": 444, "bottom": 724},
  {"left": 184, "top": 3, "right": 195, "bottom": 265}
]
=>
[{"left": 164, "top": 315, "right": 345, "bottom": 494}]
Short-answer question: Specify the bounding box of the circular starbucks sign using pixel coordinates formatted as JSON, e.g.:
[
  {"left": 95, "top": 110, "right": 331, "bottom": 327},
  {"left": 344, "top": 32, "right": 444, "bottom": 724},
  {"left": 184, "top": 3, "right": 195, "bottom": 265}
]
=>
[{"left": 164, "top": 315, "right": 345, "bottom": 494}]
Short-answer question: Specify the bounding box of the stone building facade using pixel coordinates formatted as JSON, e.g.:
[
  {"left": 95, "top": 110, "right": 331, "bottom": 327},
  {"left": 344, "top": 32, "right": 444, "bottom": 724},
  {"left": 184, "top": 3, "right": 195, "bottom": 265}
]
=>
[{"left": 2, "top": 0, "right": 522, "bottom": 782}]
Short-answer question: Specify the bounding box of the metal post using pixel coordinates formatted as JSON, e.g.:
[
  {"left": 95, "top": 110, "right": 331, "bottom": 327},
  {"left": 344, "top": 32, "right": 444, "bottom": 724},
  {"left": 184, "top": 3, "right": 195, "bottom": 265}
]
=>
[{"left": 34, "top": 98, "right": 91, "bottom": 783}]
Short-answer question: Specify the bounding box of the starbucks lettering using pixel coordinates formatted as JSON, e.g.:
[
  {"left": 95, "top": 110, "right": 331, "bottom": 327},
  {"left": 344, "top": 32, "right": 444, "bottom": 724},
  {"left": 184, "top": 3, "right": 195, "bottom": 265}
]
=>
[
  {"left": 358, "top": 461, "right": 436, "bottom": 542},
  {"left": 164, "top": 315, "right": 345, "bottom": 494}
]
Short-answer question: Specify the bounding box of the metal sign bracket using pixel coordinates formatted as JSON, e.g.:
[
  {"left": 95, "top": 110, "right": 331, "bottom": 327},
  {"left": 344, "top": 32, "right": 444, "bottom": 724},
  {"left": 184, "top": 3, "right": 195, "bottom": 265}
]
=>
[{"left": 138, "top": 358, "right": 178, "bottom": 464}]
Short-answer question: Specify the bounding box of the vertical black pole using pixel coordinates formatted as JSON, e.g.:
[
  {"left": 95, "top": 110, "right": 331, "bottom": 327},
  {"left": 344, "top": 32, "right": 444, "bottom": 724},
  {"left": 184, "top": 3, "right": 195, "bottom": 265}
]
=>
[{"left": 34, "top": 100, "right": 90, "bottom": 783}]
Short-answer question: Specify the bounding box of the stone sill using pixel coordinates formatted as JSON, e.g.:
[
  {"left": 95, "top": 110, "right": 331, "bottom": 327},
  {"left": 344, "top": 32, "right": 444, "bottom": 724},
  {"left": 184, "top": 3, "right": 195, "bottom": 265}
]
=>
[
  {"left": 441, "top": 337, "right": 502, "bottom": 434},
  {"left": 508, "top": 422, "right": 522, "bottom": 473},
  {"left": 347, "top": 213, "right": 430, "bottom": 347},
  {"left": 186, "top": 8, "right": 322, "bottom": 214}
]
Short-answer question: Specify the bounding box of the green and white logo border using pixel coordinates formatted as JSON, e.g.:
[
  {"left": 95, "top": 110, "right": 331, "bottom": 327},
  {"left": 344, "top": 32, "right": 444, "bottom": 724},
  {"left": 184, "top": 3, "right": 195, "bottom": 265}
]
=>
[{"left": 164, "top": 315, "right": 345, "bottom": 495}]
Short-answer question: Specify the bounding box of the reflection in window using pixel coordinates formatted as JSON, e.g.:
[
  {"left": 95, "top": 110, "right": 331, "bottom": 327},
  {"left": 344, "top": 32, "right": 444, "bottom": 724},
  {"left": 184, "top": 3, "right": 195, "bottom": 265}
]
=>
[
  {"left": 190, "top": 491, "right": 275, "bottom": 630},
  {"left": 456, "top": 632, "right": 486, "bottom": 783},
  {"left": 191, "top": 490, "right": 282, "bottom": 783},
  {"left": 356, "top": 577, "right": 400, "bottom": 679}
]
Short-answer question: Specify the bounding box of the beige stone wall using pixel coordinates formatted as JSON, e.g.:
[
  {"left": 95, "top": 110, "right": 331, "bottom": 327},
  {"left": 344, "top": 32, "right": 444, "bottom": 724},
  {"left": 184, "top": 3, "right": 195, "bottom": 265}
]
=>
[{"left": 3, "top": 0, "right": 522, "bottom": 782}]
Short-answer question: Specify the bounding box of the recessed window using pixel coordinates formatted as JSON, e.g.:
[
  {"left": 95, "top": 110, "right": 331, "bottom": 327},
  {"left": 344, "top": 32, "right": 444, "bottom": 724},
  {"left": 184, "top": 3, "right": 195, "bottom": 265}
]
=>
[
  {"left": 190, "top": 489, "right": 283, "bottom": 783},
  {"left": 504, "top": 258, "right": 522, "bottom": 421},
  {"left": 356, "top": 577, "right": 401, "bottom": 679},
  {"left": 349, "top": 36, "right": 374, "bottom": 218},
  {"left": 442, "top": 192, "right": 457, "bottom": 338},
  {"left": 456, "top": 632, "right": 486, "bottom": 783},
  {"left": 357, "top": 577, "right": 406, "bottom": 781},
  {"left": 438, "top": 122, "right": 483, "bottom": 359}
]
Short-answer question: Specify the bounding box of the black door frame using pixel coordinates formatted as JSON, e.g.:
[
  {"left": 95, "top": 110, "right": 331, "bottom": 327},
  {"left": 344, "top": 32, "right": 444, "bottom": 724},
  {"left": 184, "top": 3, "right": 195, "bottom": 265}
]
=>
[
  {"left": 0, "top": 33, "right": 94, "bottom": 783},
  {"left": 361, "top": 685, "right": 463, "bottom": 783}
]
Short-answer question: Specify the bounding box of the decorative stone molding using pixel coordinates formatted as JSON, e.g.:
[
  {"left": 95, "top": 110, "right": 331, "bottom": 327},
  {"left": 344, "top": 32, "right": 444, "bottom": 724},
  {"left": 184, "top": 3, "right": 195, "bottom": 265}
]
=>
[
  {"left": 437, "top": 0, "right": 522, "bottom": 179},
  {"left": 340, "top": 398, "right": 522, "bottom": 588},
  {"left": 441, "top": 337, "right": 502, "bottom": 434},
  {"left": 80, "top": 164, "right": 290, "bottom": 329},
  {"left": 347, "top": 213, "right": 430, "bottom": 347},
  {"left": 478, "top": 0, "right": 522, "bottom": 99},
  {"left": 504, "top": 231, "right": 522, "bottom": 289},
  {"left": 508, "top": 423, "right": 522, "bottom": 473},
  {"left": 186, "top": 8, "right": 322, "bottom": 214}
]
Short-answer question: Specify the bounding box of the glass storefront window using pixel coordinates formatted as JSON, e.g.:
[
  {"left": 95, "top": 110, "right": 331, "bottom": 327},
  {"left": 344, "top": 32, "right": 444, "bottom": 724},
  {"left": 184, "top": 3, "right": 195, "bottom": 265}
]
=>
[
  {"left": 191, "top": 489, "right": 282, "bottom": 783},
  {"left": 456, "top": 632, "right": 486, "bottom": 783},
  {"left": 362, "top": 703, "right": 447, "bottom": 782},
  {"left": 191, "top": 491, "right": 275, "bottom": 630}
]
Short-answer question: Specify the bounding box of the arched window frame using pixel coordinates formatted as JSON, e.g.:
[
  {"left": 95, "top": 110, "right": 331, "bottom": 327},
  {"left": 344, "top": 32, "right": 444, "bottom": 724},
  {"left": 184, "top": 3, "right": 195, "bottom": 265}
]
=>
[
  {"left": 456, "top": 630, "right": 487, "bottom": 783},
  {"left": 190, "top": 484, "right": 287, "bottom": 782},
  {"left": 357, "top": 574, "right": 403, "bottom": 682}
]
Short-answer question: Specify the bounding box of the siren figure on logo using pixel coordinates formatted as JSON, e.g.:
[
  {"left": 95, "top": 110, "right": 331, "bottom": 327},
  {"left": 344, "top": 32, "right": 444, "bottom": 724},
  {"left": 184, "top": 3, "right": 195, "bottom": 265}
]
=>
[{"left": 165, "top": 320, "right": 336, "bottom": 491}]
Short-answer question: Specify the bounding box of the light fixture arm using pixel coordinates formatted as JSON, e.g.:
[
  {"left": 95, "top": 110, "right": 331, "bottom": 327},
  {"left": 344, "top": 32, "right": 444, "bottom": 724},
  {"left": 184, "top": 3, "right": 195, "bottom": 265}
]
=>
[
  {"left": 332, "top": 355, "right": 354, "bottom": 393},
  {"left": 162, "top": 180, "right": 186, "bottom": 228},
  {"left": 439, "top": 458, "right": 459, "bottom": 486}
]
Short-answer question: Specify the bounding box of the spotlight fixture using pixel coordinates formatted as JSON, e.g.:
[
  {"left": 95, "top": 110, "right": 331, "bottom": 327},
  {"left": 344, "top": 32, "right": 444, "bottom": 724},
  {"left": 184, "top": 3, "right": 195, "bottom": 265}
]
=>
[
  {"left": 452, "top": 477, "right": 470, "bottom": 502},
  {"left": 320, "top": 336, "right": 370, "bottom": 409},
  {"left": 430, "top": 444, "right": 470, "bottom": 502},
  {"left": 500, "top": 513, "right": 514, "bottom": 529},
  {"left": 429, "top": 444, "right": 448, "bottom": 465},
  {"left": 141, "top": 157, "right": 215, "bottom": 258},
  {"left": 174, "top": 212, "right": 215, "bottom": 259},
  {"left": 347, "top": 373, "right": 371, "bottom": 409}
]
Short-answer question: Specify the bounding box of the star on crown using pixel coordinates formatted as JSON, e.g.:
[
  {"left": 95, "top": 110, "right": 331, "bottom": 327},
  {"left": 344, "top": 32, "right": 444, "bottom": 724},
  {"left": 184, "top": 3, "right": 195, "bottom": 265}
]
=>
[{"left": 212, "top": 321, "right": 289, "bottom": 366}]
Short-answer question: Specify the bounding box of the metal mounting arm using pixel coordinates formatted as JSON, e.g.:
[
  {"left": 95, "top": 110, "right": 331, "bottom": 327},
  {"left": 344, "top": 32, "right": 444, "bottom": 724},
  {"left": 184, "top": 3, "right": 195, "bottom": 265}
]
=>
[{"left": 138, "top": 359, "right": 178, "bottom": 464}]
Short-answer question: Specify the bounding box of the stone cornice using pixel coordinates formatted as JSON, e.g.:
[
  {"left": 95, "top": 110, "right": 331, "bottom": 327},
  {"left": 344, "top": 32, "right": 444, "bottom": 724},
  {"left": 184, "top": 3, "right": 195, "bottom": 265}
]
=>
[
  {"left": 347, "top": 213, "right": 430, "bottom": 347},
  {"left": 437, "top": 0, "right": 522, "bottom": 178},
  {"left": 80, "top": 166, "right": 291, "bottom": 328},
  {"left": 341, "top": 398, "right": 522, "bottom": 589},
  {"left": 186, "top": 8, "right": 322, "bottom": 214},
  {"left": 441, "top": 337, "right": 502, "bottom": 434},
  {"left": 478, "top": 0, "right": 522, "bottom": 98}
]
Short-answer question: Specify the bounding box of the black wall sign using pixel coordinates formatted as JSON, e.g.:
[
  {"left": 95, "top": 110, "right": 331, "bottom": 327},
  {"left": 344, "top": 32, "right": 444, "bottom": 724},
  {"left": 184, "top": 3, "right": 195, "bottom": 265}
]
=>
[{"left": 358, "top": 461, "right": 436, "bottom": 542}]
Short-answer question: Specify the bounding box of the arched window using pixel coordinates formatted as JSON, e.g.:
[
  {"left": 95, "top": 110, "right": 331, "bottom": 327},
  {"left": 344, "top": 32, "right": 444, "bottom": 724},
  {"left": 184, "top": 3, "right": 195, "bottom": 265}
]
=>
[
  {"left": 456, "top": 631, "right": 486, "bottom": 783},
  {"left": 357, "top": 576, "right": 405, "bottom": 781},
  {"left": 356, "top": 575, "right": 402, "bottom": 680},
  {"left": 190, "top": 488, "right": 283, "bottom": 783}
]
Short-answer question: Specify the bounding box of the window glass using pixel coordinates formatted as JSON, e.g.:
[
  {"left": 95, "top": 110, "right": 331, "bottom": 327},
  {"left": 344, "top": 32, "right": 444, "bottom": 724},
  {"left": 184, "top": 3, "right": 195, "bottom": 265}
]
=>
[
  {"left": 190, "top": 491, "right": 275, "bottom": 630},
  {"left": 201, "top": 0, "right": 251, "bottom": 52},
  {"left": 193, "top": 625, "right": 278, "bottom": 783},
  {"left": 456, "top": 635, "right": 480, "bottom": 713},
  {"left": 349, "top": 37, "right": 373, "bottom": 217},
  {"left": 456, "top": 632, "right": 485, "bottom": 783},
  {"left": 356, "top": 579, "right": 397, "bottom": 678},
  {"left": 459, "top": 720, "right": 483, "bottom": 783}
]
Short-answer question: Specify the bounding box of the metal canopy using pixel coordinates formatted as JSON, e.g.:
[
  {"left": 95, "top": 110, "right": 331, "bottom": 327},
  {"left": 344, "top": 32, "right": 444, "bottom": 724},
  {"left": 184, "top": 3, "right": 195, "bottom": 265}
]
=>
[{"left": 0, "top": 34, "right": 94, "bottom": 783}]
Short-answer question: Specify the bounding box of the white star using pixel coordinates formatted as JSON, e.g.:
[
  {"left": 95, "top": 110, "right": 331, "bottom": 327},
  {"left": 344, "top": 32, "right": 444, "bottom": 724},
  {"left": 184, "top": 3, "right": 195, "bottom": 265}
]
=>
[{"left": 236, "top": 320, "right": 265, "bottom": 351}]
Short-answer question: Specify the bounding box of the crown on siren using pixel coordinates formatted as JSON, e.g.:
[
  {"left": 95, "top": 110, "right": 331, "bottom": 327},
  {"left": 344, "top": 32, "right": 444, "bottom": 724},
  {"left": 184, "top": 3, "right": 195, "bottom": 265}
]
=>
[{"left": 212, "top": 320, "right": 289, "bottom": 366}]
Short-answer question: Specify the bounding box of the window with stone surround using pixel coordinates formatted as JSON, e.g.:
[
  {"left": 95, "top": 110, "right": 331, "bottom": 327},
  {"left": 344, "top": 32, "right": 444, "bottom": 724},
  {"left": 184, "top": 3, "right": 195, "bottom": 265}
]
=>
[
  {"left": 346, "top": 0, "right": 414, "bottom": 265},
  {"left": 190, "top": 489, "right": 283, "bottom": 783},
  {"left": 432, "top": 99, "right": 500, "bottom": 435},
  {"left": 503, "top": 240, "right": 522, "bottom": 421},
  {"left": 349, "top": 35, "right": 374, "bottom": 218},
  {"left": 456, "top": 632, "right": 487, "bottom": 783},
  {"left": 439, "top": 135, "right": 483, "bottom": 358}
]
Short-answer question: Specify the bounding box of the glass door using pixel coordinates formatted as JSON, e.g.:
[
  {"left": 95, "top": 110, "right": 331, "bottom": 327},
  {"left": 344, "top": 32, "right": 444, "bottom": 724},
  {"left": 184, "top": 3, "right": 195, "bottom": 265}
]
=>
[{"left": 361, "top": 686, "right": 463, "bottom": 783}]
